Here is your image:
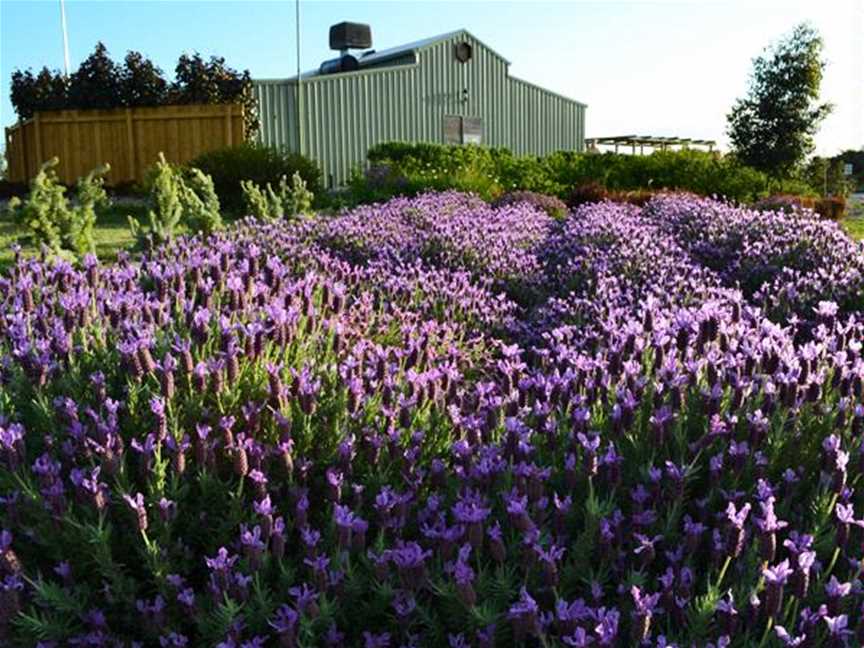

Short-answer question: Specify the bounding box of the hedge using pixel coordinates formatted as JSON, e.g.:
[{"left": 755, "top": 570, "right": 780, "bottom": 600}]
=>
[{"left": 359, "top": 143, "right": 817, "bottom": 205}]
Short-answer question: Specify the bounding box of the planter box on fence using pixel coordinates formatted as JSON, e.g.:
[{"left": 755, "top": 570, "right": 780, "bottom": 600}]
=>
[{"left": 4, "top": 103, "right": 245, "bottom": 186}]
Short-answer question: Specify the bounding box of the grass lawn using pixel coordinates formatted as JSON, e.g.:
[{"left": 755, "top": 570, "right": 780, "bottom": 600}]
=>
[
  {"left": 841, "top": 194, "right": 864, "bottom": 240},
  {"left": 0, "top": 202, "right": 147, "bottom": 269}
]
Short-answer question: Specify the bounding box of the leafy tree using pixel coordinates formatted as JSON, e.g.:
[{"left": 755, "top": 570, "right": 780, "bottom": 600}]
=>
[
  {"left": 9, "top": 44, "right": 258, "bottom": 138},
  {"left": 726, "top": 23, "right": 832, "bottom": 177},
  {"left": 10, "top": 67, "right": 68, "bottom": 118},
  {"left": 171, "top": 53, "right": 259, "bottom": 137},
  {"left": 120, "top": 51, "right": 167, "bottom": 107},
  {"left": 67, "top": 42, "right": 122, "bottom": 110}
]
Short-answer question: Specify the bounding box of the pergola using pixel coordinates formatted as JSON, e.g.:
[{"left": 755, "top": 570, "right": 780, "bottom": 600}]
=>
[{"left": 585, "top": 135, "right": 716, "bottom": 154}]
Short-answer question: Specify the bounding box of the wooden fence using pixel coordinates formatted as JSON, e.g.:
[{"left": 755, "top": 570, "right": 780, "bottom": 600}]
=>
[{"left": 4, "top": 103, "right": 245, "bottom": 186}]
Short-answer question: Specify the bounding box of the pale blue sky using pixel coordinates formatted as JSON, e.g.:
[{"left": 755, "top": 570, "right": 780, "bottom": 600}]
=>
[{"left": 1, "top": 0, "right": 862, "bottom": 155}]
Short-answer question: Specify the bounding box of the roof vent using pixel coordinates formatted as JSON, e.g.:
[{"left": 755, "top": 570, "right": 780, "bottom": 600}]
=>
[
  {"left": 319, "top": 55, "right": 360, "bottom": 76},
  {"left": 329, "top": 22, "right": 372, "bottom": 52}
]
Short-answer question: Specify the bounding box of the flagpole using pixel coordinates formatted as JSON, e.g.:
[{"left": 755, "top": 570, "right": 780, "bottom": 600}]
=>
[
  {"left": 296, "top": 0, "right": 304, "bottom": 157},
  {"left": 59, "top": 0, "right": 71, "bottom": 76}
]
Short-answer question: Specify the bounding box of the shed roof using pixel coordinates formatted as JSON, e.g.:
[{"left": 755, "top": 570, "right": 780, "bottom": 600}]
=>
[
  {"left": 357, "top": 29, "right": 511, "bottom": 66},
  {"left": 265, "top": 28, "right": 512, "bottom": 82}
]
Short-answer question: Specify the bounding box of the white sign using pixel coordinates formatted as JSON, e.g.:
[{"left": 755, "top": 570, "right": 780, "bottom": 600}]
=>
[{"left": 845, "top": 163, "right": 854, "bottom": 176}]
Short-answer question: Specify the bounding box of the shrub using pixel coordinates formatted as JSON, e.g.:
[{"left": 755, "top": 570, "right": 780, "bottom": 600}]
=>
[
  {"left": 181, "top": 167, "right": 223, "bottom": 235},
  {"left": 189, "top": 143, "right": 321, "bottom": 213},
  {"left": 614, "top": 189, "right": 660, "bottom": 206},
  {"left": 815, "top": 195, "right": 846, "bottom": 220},
  {"left": 751, "top": 194, "right": 846, "bottom": 220},
  {"left": 566, "top": 181, "right": 610, "bottom": 207},
  {"left": 131, "top": 153, "right": 222, "bottom": 248},
  {"left": 242, "top": 172, "right": 315, "bottom": 221},
  {"left": 6, "top": 193, "right": 864, "bottom": 645},
  {"left": 752, "top": 194, "right": 816, "bottom": 214},
  {"left": 363, "top": 143, "right": 819, "bottom": 205},
  {"left": 69, "top": 163, "right": 112, "bottom": 253},
  {"left": 492, "top": 190, "right": 568, "bottom": 219},
  {"left": 130, "top": 154, "right": 184, "bottom": 248},
  {"left": 5, "top": 157, "right": 110, "bottom": 256}
]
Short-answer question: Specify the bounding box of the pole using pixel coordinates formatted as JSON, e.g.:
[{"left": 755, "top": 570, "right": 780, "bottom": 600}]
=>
[
  {"left": 59, "top": 0, "right": 71, "bottom": 77},
  {"left": 823, "top": 159, "right": 828, "bottom": 197},
  {"left": 296, "top": 0, "right": 304, "bottom": 157}
]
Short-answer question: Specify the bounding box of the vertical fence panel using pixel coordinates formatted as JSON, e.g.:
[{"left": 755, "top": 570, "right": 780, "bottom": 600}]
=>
[{"left": 3, "top": 104, "right": 246, "bottom": 185}]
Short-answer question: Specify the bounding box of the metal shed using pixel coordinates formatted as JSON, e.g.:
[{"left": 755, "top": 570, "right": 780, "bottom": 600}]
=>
[{"left": 254, "top": 28, "right": 587, "bottom": 187}]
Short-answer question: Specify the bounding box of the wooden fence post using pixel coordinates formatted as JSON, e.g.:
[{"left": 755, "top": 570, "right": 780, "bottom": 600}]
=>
[
  {"left": 225, "top": 104, "right": 233, "bottom": 146},
  {"left": 33, "top": 113, "right": 44, "bottom": 171},
  {"left": 126, "top": 108, "right": 136, "bottom": 182},
  {"left": 19, "top": 125, "right": 28, "bottom": 183}
]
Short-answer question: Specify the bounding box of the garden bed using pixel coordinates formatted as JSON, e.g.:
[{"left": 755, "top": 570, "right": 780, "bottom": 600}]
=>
[{"left": 1, "top": 192, "right": 864, "bottom": 646}]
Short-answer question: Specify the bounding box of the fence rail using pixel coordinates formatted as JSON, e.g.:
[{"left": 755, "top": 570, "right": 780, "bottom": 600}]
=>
[{"left": 4, "top": 103, "right": 245, "bottom": 186}]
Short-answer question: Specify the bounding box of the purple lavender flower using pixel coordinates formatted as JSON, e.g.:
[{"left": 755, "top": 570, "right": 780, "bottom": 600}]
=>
[
  {"left": 508, "top": 587, "right": 540, "bottom": 642},
  {"left": 762, "top": 559, "right": 793, "bottom": 620}
]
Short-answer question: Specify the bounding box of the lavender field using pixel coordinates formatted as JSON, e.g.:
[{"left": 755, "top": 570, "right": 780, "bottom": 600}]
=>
[{"left": 2, "top": 191, "right": 864, "bottom": 646}]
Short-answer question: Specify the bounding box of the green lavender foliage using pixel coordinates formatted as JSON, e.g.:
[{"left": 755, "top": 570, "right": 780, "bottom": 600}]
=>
[
  {"left": 5, "top": 157, "right": 110, "bottom": 256},
  {"left": 241, "top": 172, "right": 315, "bottom": 221}
]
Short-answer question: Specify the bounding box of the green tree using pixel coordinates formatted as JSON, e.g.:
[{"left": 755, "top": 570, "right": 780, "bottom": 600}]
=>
[
  {"left": 120, "top": 51, "right": 167, "bottom": 107},
  {"left": 10, "top": 67, "right": 68, "bottom": 119},
  {"left": 67, "top": 42, "right": 122, "bottom": 110},
  {"left": 726, "top": 23, "right": 832, "bottom": 177}
]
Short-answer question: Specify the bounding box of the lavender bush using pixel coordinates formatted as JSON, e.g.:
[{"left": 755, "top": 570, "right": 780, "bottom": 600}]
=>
[{"left": 2, "top": 191, "right": 864, "bottom": 646}]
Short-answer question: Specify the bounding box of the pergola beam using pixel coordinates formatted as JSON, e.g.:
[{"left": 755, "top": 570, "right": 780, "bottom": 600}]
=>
[{"left": 586, "top": 134, "right": 717, "bottom": 153}]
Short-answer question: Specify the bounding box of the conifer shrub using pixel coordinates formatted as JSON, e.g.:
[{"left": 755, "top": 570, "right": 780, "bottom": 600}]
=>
[
  {"left": 130, "top": 153, "right": 222, "bottom": 249},
  {"left": 241, "top": 172, "right": 315, "bottom": 221},
  {"left": 5, "top": 157, "right": 110, "bottom": 256}
]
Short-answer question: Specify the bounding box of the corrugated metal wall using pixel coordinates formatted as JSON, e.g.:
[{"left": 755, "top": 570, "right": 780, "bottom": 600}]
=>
[{"left": 254, "top": 31, "right": 586, "bottom": 187}]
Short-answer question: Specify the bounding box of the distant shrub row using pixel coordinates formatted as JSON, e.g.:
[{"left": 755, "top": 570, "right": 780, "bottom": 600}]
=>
[{"left": 353, "top": 143, "right": 817, "bottom": 205}]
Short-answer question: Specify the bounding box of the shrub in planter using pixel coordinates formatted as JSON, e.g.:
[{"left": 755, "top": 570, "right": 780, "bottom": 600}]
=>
[
  {"left": 815, "top": 195, "right": 847, "bottom": 220},
  {"left": 188, "top": 143, "right": 321, "bottom": 213},
  {"left": 613, "top": 189, "right": 659, "bottom": 207},
  {"left": 752, "top": 194, "right": 814, "bottom": 214},
  {"left": 492, "top": 190, "right": 568, "bottom": 219},
  {"left": 566, "top": 182, "right": 610, "bottom": 207}
]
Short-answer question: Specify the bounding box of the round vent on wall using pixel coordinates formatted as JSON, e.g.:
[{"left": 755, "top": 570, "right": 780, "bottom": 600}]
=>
[{"left": 454, "top": 42, "right": 473, "bottom": 63}]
